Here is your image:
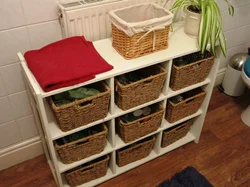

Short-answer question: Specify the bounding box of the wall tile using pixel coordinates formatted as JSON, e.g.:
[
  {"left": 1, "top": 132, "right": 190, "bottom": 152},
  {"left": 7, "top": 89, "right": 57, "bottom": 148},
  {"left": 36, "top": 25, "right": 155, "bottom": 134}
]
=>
[
  {"left": 0, "top": 121, "right": 22, "bottom": 149},
  {"left": 17, "top": 115, "right": 38, "bottom": 140},
  {"left": 222, "top": 5, "right": 250, "bottom": 31},
  {"left": 0, "top": 97, "right": 15, "bottom": 124},
  {"left": 224, "top": 25, "right": 250, "bottom": 49},
  {"left": 218, "top": 0, "right": 247, "bottom": 11},
  {"left": 0, "top": 75, "right": 6, "bottom": 97},
  {"left": 0, "top": 0, "right": 26, "bottom": 31},
  {"left": 0, "top": 63, "right": 26, "bottom": 94},
  {"left": 27, "top": 20, "right": 62, "bottom": 49},
  {"left": 0, "top": 27, "right": 31, "bottom": 66},
  {"left": 9, "top": 91, "right": 32, "bottom": 119},
  {"left": 21, "top": 0, "right": 58, "bottom": 24}
]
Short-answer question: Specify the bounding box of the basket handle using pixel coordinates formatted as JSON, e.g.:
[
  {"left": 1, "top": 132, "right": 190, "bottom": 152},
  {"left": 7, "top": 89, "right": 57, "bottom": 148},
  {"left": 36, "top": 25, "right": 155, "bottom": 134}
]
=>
[
  {"left": 185, "top": 98, "right": 195, "bottom": 104},
  {"left": 139, "top": 117, "right": 152, "bottom": 124},
  {"left": 75, "top": 139, "right": 89, "bottom": 146},
  {"left": 76, "top": 100, "right": 93, "bottom": 111},
  {"left": 80, "top": 166, "right": 94, "bottom": 173},
  {"left": 131, "top": 145, "right": 142, "bottom": 151},
  {"left": 174, "top": 124, "right": 186, "bottom": 131}
]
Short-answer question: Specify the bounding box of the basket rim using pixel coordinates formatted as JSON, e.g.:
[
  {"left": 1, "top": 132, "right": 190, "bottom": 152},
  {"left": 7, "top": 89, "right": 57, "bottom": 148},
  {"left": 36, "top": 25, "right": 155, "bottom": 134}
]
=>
[
  {"left": 163, "top": 119, "right": 194, "bottom": 135},
  {"left": 109, "top": 3, "right": 173, "bottom": 29},
  {"left": 118, "top": 136, "right": 156, "bottom": 154},
  {"left": 66, "top": 155, "right": 110, "bottom": 175},
  {"left": 173, "top": 55, "right": 214, "bottom": 70},
  {"left": 169, "top": 89, "right": 206, "bottom": 107},
  {"left": 115, "top": 65, "right": 167, "bottom": 89},
  {"left": 54, "top": 123, "right": 108, "bottom": 149},
  {"left": 119, "top": 104, "right": 164, "bottom": 126},
  {"left": 50, "top": 82, "right": 111, "bottom": 110}
]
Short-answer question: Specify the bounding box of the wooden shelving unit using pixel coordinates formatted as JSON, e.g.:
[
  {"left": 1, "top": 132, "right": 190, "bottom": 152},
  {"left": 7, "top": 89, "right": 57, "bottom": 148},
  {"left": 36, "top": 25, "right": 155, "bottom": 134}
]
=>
[{"left": 18, "top": 22, "right": 220, "bottom": 187}]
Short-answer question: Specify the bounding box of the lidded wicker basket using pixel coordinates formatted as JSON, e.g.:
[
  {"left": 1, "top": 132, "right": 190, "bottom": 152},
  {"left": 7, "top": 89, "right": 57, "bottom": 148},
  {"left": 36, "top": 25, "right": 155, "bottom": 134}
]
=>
[
  {"left": 49, "top": 81, "right": 111, "bottom": 132},
  {"left": 109, "top": 3, "right": 173, "bottom": 59},
  {"left": 55, "top": 123, "right": 108, "bottom": 164}
]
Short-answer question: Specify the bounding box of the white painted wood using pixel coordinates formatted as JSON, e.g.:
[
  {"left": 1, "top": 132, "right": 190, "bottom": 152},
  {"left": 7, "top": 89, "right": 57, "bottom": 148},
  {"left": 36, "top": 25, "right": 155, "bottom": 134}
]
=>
[
  {"left": 0, "top": 138, "right": 43, "bottom": 171},
  {"left": 153, "top": 132, "right": 162, "bottom": 154},
  {"left": 19, "top": 22, "right": 203, "bottom": 98},
  {"left": 19, "top": 20, "right": 220, "bottom": 187},
  {"left": 105, "top": 78, "right": 115, "bottom": 114},
  {"left": 163, "top": 59, "right": 172, "bottom": 95},
  {"left": 109, "top": 151, "right": 117, "bottom": 174}
]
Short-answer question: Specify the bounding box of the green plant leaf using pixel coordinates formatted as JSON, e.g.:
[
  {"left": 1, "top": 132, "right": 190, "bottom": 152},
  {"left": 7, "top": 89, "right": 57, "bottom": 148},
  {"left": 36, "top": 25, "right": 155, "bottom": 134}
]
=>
[
  {"left": 219, "top": 31, "right": 227, "bottom": 57},
  {"left": 209, "top": 3, "right": 217, "bottom": 56},
  {"left": 199, "top": 1, "right": 213, "bottom": 54}
]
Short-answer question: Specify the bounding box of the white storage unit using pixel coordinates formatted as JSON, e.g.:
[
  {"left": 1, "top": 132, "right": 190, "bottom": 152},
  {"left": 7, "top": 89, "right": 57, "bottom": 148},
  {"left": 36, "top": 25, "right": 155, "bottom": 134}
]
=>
[{"left": 18, "top": 22, "right": 221, "bottom": 187}]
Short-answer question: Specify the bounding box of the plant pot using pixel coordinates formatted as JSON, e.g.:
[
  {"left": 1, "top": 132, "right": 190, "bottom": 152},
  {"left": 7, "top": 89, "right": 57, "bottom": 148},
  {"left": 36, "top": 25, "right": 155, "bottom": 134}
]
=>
[{"left": 184, "top": 7, "right": 201, "bottom": 38}]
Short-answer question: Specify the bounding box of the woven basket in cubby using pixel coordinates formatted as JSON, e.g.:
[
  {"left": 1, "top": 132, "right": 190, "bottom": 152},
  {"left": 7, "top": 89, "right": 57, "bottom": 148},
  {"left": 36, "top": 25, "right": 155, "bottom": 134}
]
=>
[
  {"left": 166, "top": 88, "right": 206, "bottom": 123},
  {"left": 65, "top": 155, "right": 109, "bottom": 187},
  {"left": 117, "top": 136, "right": 155, "bottom": 167},
  {"left": 49, "top": 82, "right": 111, "bottom": 132},
  {"left": 109, "top": 3, "right": 173, "bottom": 59},
  {"left": 162, "top": 118, "right": 194, "bottom": 147},
  {"left": 55, "top": 124, "right": 108, "bottom": 164},
  {"left": 170, "top": 50, "right": 214, "bottom": 91},
  {"left": 117, "top": 104, "right": 164, "bottom": 143},
  {"left": 115, "top": 65, "right": 167, "bottom": 110}
]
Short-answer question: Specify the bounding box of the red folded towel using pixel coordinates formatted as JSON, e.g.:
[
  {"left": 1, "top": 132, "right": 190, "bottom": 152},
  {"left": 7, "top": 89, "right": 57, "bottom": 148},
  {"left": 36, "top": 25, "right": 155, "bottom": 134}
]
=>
[{"left": 24, "top": 36, "right": 113, "bottom": 92}]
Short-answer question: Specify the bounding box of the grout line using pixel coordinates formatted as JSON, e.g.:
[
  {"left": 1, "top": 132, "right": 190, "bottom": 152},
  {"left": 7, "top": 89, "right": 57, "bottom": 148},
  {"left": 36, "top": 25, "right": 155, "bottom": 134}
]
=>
[
  {"left": 224, "top": 22, "right": 250, "bottom": 34},
  {"left": 0, "top": 19, "right": 59, "bottom": 33}
]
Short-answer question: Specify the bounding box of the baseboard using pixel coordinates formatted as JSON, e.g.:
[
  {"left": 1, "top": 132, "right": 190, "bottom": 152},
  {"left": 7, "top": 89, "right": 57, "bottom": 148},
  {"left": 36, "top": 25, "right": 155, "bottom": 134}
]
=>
[
  {"left": 214, "top": 67, "right": 226, "bottom": 87},
  {"left": 0, "top": 137, "right": 43, "bottom": 171}
]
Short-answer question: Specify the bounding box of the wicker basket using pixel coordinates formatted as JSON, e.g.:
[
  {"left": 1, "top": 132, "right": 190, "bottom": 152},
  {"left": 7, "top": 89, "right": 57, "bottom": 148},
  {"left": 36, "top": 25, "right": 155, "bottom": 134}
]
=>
[
  {"left": 117, "top": 136, "right": 155, "bottom": 167},
  {"left": 117, "top": 104, "right": 164, "bottom": 143},
  {"left": 49, "top": 82, "right": 111, "bottom": 132},
  {"left": 115, "top": 65, "right": 167, "bottom": 110},
  {"left": 162, "top": 119, "right": 194, "bottom": 147},
  {"left": 109, "top": 3, "right": 173, "bottom": 59},
  {"left": 170, "top": 50, "right": 214, "bottom": 91},
  {"left": 65, "top": 155, "right": 109, "bottom": 187},
  {"left": 166, "top": 88, "right": 206, "bottom": 123},
  {"left": 55, "top": 124, "right": 108, "bottom": 164},
  {"left": 111, "top": 24, "right": 170, "bottom": 59}
]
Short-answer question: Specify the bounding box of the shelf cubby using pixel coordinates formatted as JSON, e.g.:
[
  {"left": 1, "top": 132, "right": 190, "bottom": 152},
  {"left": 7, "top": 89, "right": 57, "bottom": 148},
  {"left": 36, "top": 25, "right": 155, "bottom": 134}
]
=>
[{"left": 19, "top": 22, "right": 221, "bottom": 187}]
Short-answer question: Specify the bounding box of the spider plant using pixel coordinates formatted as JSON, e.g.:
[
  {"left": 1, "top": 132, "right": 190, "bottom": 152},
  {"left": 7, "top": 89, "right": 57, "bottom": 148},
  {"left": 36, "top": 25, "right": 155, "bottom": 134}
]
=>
[{"left": 170, "top": 0, "right": 234, "bottom": 57}]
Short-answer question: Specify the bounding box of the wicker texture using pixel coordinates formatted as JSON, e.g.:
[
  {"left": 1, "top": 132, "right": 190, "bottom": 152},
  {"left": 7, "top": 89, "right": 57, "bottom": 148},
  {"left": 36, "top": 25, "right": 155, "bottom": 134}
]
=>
[
  {"left": 170, "top": 51, "right": 214, "bottom": 91},
  {"left": 115, "top": 65, "right": 167, "bottom": 110},
  {"left": 117, "top": 136, "right": 155, "bottom": 167},
  {"left": 55, "top": 124, "right": 108, "bottom": 164},
  {"left": 117, "top": 105, "right": 164, "bottom": 143},
  {"left": 66, "top": 155, "right": 109, "bottom": 187},
  {"left": 166, "top": 88, "right": 206, "bottom": 123},
  {"left": 162, "top": 119, "right": 194, "bottom": 147},
  {"left": 112, "top": 24, "right": 170, "bottom": 59},
  {"left": 49, "top": 82, "right": 111, "bottom": 132}
]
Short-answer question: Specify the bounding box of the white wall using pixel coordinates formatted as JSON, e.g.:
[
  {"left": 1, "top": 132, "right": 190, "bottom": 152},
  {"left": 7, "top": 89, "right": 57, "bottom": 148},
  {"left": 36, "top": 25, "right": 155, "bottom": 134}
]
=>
[
  {"left": 0, "top": 0, "right": 249, "bottom": 170},
  {"left": 218, "top": 0, "right": 250, "bottom": 70},
  {"left": 0, "top": 0, "right": 62, "bottom": 169}
]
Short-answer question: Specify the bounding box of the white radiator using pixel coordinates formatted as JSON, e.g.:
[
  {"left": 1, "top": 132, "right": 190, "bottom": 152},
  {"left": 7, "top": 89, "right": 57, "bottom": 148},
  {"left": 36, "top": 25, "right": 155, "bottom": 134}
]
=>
[{"left": 59, "top": 0, "right": 174, "bottom": 41}]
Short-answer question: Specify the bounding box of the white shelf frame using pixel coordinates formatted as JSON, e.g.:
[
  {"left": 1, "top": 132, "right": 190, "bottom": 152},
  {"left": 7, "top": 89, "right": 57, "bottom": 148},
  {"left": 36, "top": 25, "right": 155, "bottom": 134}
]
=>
[{"left": 18, "top": 22, "right": 221, "bottom": 187}]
